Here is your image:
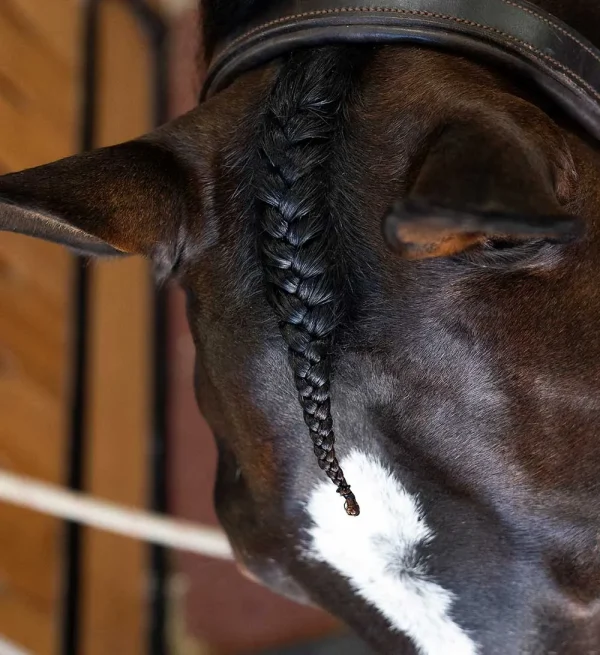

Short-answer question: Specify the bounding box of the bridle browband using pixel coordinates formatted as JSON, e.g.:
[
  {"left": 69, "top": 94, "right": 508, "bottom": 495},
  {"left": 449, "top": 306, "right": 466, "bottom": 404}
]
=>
[{"left": 201, "top": 0, "right": 600, "bottom": 141}]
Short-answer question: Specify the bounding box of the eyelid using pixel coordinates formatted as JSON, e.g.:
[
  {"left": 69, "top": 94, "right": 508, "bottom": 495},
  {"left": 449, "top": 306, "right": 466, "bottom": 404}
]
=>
[{"left": 453, "top": 239, "right": 564, "bottom": 272}]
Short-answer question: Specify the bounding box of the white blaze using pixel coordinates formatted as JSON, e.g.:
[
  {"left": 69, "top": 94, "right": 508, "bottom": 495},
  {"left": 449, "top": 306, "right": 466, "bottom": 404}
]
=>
[{"left": 306, "top": 450, "right": 478, "bottom": 655}]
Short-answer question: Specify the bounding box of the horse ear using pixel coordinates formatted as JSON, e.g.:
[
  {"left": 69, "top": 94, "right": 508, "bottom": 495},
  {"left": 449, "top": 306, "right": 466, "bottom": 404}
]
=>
[
  {"left": 0, "top": 109, "right": 204, "bottom": 268},
  {"left": 384, "top": 120, "right": 581, "bottom": 258}
]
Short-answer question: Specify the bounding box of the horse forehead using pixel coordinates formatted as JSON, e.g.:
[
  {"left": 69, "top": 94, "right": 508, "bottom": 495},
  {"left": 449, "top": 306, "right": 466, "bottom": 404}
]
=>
[{"left": 305, "top": 451, "right": 479, "bottom": 655}]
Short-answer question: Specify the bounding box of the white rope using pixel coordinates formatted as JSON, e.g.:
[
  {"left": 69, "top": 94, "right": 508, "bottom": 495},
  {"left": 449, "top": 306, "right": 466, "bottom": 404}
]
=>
[
  {"left": 0, "top": 635, "right": 30, "bottom": 655},
  {"left": 156, "top": 0, "right": 198, "bottom": 15},
  {"left": 0, "top": 470, "right": 233, "bottom": 560}
]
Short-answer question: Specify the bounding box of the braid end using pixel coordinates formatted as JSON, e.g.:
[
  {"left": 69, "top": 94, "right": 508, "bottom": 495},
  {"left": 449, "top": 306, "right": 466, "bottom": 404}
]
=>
[{"left": 338, "top": 484, "right": 360, "bottom": 517}]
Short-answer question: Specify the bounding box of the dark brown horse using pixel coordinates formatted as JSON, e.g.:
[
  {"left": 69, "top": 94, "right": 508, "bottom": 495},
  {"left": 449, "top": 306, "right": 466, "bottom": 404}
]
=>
[{"left": 2, "top": 1, "right": 600, "bottom": 652}]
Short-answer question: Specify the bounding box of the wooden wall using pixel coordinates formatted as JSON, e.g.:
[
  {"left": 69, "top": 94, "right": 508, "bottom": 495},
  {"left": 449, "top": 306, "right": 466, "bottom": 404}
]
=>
[
  {"left": 0, "top": 2, "right": 77, "bottom": 652},
  {"left": 0, "top": 1, "right": 156, "bottom": 653}
]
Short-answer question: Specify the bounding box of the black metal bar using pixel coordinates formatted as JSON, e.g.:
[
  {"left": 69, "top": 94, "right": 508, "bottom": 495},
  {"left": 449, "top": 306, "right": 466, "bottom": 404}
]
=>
[
  {"left": 149, "top": 270, "right": 170, "bottom": 655},
  {"left": 60, "top": 1, "right": 100, "bottom": 654}
]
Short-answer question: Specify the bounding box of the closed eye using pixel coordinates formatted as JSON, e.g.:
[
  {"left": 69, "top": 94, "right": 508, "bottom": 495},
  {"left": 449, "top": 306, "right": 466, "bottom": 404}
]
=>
[{"left": 454, "top": 238, "right": 564, "bottom": 271}]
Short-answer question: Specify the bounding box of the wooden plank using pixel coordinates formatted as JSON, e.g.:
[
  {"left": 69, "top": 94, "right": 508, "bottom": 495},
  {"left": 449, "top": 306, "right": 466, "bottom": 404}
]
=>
[
  {"left": 0, "top": 376, "right": 65, "bottom": 481},
  {"left": 0, "top": 277, "right": 71, "bottom": 399},
  {"left": 0, "top": 8, "right": 75, "bottom": 136},
  {"left": 81, "top": 259, "right": 152, "bottom": 655},
  {"left": 7, "top": 0, "right": 79, "bottom": 67},
  {"left": 0, "top": 232, "right": 73, "bottom": 303},
  {"left": 80, "top": 2, "right": 153, "bottom": 653},
  {"left": 0, "top": 90, "right": 71, "bottom": 171},
  {"left": 0, "top": 1, "right": 78, "bottom": 653}
]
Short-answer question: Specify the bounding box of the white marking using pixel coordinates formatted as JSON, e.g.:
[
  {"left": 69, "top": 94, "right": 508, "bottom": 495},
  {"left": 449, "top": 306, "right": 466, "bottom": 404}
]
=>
[{"left": 306, "top": 451, "right": 478, "bottom": 655}]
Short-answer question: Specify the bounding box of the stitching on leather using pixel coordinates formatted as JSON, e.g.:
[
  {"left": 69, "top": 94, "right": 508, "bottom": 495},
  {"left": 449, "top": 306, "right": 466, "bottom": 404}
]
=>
[
  {"left": 499, "top": 0, "right": 600, "bottom": 66},
  {"left": 215, "top": 6, "right": 600, "bottom": 103}
]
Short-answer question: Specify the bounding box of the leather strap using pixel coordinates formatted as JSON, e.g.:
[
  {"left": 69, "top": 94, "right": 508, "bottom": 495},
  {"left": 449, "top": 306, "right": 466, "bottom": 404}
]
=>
[{"left": 201, "top": 0, "right": 600, "bottom": 141}]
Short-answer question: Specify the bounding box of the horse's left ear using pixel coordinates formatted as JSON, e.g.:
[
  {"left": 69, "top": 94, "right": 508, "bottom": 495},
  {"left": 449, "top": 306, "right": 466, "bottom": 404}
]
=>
[
  {"left": 384, "top": 118, "right": 581, "bottom": 258},
  {"left": 0, "top": 109, "right": 204, "bottom": 267}
]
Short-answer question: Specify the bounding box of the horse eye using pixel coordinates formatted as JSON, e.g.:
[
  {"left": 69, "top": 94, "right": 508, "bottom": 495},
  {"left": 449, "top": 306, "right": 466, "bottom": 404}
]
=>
[
  {"left": 484, "top": 237, "right": 525, "bottom": 250},
  {"left": 456, "top": 238, "right": 556, "bottom": 269}
]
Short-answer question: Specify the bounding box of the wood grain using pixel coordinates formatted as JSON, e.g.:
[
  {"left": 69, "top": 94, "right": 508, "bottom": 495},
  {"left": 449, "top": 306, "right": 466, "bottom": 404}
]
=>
[
  {"left": 0, "top": 1, "right": 77, "bottom": 653},
  {"left": 0, "top": 5, "right": 76, "bottom": 137},
  {"left": 0, "top": 2, "right": 158, "bottom": 653}
]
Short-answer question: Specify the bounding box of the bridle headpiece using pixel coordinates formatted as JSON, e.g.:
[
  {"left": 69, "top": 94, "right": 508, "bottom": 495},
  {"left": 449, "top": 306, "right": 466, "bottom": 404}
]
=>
[{"left": 202, "top": 0, "right": 600, "bottom": 141}]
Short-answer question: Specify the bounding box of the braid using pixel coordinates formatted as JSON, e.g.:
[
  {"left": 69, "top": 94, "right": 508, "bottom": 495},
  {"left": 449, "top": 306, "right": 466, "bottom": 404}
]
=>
[{"left": 256, "top": 49, "right": 360, "bottom": 516}]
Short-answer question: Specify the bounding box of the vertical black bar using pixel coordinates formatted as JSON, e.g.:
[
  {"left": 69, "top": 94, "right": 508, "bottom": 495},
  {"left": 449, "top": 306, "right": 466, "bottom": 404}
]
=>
[
  {"left": 149, "top": 253, "right": 169, "bottom": 655},
  {"left": 147, "top": 15, "right": 170, "bottom": 655},
  {"left": 60, "top": 1, "right": 100, "bottom": 654}
]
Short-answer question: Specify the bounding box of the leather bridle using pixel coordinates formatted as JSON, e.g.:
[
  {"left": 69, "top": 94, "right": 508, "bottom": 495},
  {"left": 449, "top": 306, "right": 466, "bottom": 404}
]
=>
[{"left": 201, "top": 0, "right": 600, "bottom": 142}]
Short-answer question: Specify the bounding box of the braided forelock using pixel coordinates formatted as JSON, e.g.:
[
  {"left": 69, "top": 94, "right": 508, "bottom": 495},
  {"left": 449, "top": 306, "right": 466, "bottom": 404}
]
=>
[{"left": 256, "top": 48, "right": 360, "bottom": 516}]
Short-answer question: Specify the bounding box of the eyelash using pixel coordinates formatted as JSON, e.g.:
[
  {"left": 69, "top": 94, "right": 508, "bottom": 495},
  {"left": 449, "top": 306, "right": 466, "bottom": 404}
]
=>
[{"left": 454, "top": 238, "right": 560, "bottom": 271}]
